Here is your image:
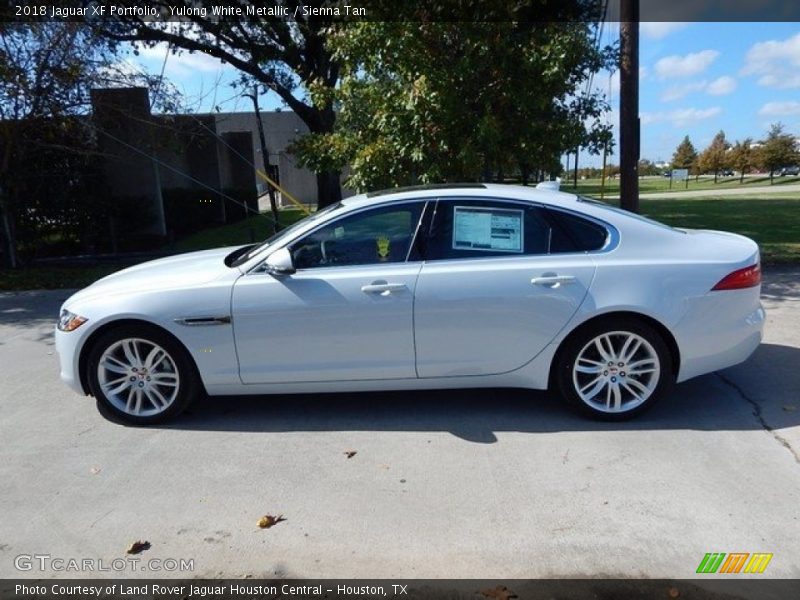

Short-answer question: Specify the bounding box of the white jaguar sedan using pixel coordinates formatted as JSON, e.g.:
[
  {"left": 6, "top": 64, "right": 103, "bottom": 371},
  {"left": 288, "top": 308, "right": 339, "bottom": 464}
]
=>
[{"left": 56, "top": 184, "right": 764, "bottom": 424}]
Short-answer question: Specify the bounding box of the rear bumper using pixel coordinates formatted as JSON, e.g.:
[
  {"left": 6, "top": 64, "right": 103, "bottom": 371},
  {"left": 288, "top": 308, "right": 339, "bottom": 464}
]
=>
[{"left": 675, "top": 291, "right": 765, "bottom": 382}]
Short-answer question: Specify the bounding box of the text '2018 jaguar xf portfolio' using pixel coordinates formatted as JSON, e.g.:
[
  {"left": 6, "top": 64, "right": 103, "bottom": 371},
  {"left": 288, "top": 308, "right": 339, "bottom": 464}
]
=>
[{"left": 56, "top": 184, "right": 764, "bottom": 424}]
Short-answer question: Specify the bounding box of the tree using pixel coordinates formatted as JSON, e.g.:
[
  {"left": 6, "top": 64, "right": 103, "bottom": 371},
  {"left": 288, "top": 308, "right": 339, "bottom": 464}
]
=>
[
  {"left": 95, "top": 1, "right": 344, "bottom": 207},
  {"left": 671, "top": 135, "right": 698, "bottom": 176},
  {"left": 698, "top": 130, "right": 730, "bottom": 183},
  {"left": 0, "top": 22, "right": 114, "bottom": 267},
  {"left": 760, "top": 122, "right": 798, "bottom": 183},
  {"left": 292, "top": 18, "right": 615, "bottom": 191},
  {"left": 729, "top": 138, "right": 754, "bottom": 183},
  {"left": 637, "top": 159, "right": 660, "bottom": 177}
]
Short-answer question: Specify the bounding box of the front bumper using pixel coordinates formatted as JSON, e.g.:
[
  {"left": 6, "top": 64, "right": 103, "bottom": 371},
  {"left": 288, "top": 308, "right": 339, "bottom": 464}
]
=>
[{"left": 55, "top": 326, "right": 88, "bottom": 395}]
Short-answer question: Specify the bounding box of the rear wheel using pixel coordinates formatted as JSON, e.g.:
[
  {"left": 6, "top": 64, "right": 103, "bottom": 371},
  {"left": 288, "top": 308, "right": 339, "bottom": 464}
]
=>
[
  {"left": 555, "top": 318, "right": 674, "bottom": 420},
  {"left": 86, "top": 325, "right": 200, "bottom": 425}
]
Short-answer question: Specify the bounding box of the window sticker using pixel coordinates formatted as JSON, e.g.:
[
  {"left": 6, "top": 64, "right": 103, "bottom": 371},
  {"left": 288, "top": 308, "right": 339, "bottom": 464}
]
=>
[{"left": 452, "top": 206, "right": 524, "bottom": 252}]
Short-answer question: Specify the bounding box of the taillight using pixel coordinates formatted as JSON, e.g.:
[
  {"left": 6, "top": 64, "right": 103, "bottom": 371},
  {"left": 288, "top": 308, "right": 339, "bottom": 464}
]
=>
[{"left": 711, "top": 263, "right": 761, "bottom": 291}]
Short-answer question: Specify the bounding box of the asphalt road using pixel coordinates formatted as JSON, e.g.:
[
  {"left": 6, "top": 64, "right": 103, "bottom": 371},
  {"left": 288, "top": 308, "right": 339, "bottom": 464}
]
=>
[{"left": 1, "top": 271, "right": 799, "bottom": 582}]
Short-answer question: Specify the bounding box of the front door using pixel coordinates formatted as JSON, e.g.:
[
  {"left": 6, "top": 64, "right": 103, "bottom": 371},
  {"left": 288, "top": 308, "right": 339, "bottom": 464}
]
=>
[{"left": 232, "top": 201, "right": 427, "bottom": 384}]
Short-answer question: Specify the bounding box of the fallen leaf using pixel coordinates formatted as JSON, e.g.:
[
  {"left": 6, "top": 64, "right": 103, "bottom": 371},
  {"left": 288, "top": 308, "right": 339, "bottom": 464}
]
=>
[
  {"left": 668, "top": 587, "right": 680, "bottom": 598},
  {"left": 783, "top": 405, "right": 797, "bottom": 412},
  {"left": 90, "top": 467, "right": 101, "bottom": 475},
  {"left": 257, "top": 515, "right": 286, "bottom": 529},
  {"left": 344, "top": 450, "right": 357, "bottom": 459},
  {"left": 126, "top": 541, "right": 150, "bottom": 555},
  {"left": 480, "top": 585, "right": 517, "bottom": 600}
]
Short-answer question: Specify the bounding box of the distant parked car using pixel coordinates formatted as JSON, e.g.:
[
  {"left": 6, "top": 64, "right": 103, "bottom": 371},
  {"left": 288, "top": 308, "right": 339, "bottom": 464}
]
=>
[
  {"left": 779, "top": 165, "right": 800, "bottom": 176},
  {"left": 720, "top": 169, "right": 734, "bottom": 177},
  {"left": 662, "top": 171, "right": 671, "bottom": 177}
]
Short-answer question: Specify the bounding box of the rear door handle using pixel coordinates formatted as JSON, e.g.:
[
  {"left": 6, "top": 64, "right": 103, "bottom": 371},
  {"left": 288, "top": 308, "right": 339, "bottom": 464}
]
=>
[
  {"left": 361, "top": 282, "right": 407, "bottom": 295},
  {"left": 531, "top": 275, "right": 577, "bottom": 286}
]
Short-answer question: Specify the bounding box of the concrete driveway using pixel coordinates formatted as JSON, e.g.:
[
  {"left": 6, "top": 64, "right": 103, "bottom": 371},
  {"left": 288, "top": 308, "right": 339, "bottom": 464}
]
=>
[{"left": 1, "top": 270, "right": 799, "bottom": 581}]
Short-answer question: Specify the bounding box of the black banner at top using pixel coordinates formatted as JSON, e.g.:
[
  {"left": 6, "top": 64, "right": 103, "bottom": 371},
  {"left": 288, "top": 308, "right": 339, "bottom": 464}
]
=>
[{"left": 3, "top": 0, "right": 800, "bottom": 23}]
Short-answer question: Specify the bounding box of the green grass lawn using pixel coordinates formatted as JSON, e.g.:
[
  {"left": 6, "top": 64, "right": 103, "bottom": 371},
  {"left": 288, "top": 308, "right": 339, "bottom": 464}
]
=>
[
  {"left": 570, "top": 174, "right": 800, "bottom": 197},
  {"left": 2, "top": 196, "right": 799, "bottom": 291},
  {"left": 170, "top": 209, "right": 307, "bottom": 253},
  {"left": 635, "top": 193, "right": 800, "bottom": 265}
]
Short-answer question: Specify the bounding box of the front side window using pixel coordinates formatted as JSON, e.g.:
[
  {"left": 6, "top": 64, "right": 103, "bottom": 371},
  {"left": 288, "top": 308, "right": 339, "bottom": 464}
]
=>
[{"left": 289, "top": 202, "right": 425, "bottom": 269}]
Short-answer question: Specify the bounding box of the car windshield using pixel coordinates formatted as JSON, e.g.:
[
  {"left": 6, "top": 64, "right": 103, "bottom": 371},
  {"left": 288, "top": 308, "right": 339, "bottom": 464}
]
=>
[
  {"left": 577, "top": 195, "right": 682, "bottom": 233},
  {"left": 230, "top": 202, "right": 345, "bottom": 267}
]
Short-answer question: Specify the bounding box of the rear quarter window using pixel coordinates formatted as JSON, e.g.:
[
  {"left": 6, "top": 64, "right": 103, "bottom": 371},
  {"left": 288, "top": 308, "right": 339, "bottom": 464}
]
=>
[{"left": 545, "top": 209, "right": 609, "bottom": 252}]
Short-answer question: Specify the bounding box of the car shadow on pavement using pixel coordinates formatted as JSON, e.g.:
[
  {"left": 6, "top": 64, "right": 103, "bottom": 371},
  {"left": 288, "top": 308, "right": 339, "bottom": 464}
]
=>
[{"left": 153, "top": 342, "right": 800, "bottom": 443}]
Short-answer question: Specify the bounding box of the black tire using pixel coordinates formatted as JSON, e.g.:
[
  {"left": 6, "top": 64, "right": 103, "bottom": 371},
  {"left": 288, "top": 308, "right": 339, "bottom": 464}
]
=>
[
  {"left": 554, "top": 317, "right": 674, "bottom": 421},
  {"left": 86, "top": 324, "right": 201, "bottom": 425}
]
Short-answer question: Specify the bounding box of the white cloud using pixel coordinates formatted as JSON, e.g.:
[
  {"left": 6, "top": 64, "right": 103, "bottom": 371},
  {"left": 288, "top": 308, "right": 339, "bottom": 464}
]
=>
[
  {"left": 655, "top": 50, "right": 720, "bottom": 79},
  {"left": 641, "top": 107, "right": 722, "bottom": 127},
  {"left": 706, "top": 75, "right": 737, "bottom": 96},
  {"left": 659, "top": 76, "right": 737, "bottom": 102},
  {"left": 641, "top": 22, "right": 688, "bottom": 40},
  {"left": 741, "top": 32, "right": 800, "bottom": 89},
  {"left": 661, "top": 81, "right": 707, "bottom": 102},
  {"left": 758, "top": 101, "right": 800, "bottom": 117}
]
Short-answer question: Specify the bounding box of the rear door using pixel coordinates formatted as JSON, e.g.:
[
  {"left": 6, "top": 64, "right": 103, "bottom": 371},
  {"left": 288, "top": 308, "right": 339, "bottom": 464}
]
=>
[{"left": 413, "top": 198, "right": 599, "bottom": 378}]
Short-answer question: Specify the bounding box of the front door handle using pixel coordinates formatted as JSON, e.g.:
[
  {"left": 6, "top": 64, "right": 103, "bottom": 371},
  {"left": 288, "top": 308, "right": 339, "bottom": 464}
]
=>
[
  {"left": 531, "top": 275, "right": 577, "bottom": 287},
  {"left": 361, "top": 282, "right": 407, "bottom": 295}
]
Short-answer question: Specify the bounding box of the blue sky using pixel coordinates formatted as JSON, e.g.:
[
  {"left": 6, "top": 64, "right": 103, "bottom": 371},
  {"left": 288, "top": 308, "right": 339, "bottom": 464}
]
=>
[{"left": 128, "top": 22, "right": 800, "bottom": 168}]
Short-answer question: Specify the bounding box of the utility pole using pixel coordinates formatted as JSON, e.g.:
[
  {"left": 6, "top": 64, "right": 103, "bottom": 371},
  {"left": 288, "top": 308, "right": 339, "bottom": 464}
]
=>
[
  {"left": 619, "top": 0, "right": 640, "bottom": 213},
  {"left": 245, "top": 86, "right": 279, "bottom": 234},
  {"left": 573, "top": 145, "right": 579, "bottom": 188}
]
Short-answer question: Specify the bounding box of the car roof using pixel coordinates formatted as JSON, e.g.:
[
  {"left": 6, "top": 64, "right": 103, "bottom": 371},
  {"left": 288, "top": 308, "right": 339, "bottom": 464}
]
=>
[{"left": 341, "top": 183, "right": 584, "bottom": 211}]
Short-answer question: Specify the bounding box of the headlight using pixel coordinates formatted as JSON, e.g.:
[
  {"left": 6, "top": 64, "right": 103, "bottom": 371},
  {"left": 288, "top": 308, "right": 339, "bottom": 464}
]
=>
[{"left": 58, "top": 309, "right": 88, "bottom": 332}]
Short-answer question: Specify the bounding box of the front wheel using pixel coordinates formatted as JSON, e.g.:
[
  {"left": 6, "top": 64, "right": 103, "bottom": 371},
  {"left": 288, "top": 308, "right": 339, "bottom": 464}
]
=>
[
  {"left": 86, "top": 325, "right": 200, "bottom": 425},
  {"left": 555, "top": 318, "right": 674, "bottom": 420}
]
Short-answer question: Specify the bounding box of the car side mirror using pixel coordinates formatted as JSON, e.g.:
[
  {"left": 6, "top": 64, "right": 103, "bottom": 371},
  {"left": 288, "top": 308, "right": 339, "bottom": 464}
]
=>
[{"left": 264, "top": 247, "right": 295, "bottom": 275}]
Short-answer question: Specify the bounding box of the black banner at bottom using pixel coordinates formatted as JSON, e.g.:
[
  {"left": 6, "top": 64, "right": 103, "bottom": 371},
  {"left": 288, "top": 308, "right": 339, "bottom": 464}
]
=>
[{"left": 2, "top": 580, "right": 800, "bottom": 600}]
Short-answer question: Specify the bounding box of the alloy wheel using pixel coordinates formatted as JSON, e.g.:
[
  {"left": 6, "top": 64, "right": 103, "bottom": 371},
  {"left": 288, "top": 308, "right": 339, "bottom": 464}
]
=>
[
  {"left": 97, "top": 338, "right": 181, "bottom": 417},
  {"left": 571, "top": 331, "right": 661, "bottom": 414}
]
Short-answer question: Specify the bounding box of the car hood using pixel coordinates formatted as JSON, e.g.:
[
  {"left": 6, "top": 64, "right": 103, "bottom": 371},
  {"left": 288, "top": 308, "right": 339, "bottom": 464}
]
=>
[{"left": 65, "top": 246, "right": 243, "bottom": 307}]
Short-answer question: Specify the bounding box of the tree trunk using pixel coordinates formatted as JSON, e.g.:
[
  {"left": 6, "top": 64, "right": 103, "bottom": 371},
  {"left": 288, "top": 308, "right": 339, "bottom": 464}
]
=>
[
  {"left": 316, "top": 170, "right": 343, "bottom": 209},
  {"left": 0, "top": 203, "right": 18, "bottom": 269},
  {"left": 520, "top": 163, "right": 530, "bottom": 186}
]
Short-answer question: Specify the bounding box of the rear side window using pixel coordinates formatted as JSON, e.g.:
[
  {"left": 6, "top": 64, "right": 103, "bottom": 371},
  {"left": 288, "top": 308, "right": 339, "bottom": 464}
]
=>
[
  {"left": 424, "top": 200, "right": 551, "bottom": 260},
  {"left": 423, "top": 199, "right": 608, "bottom": 260}
]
